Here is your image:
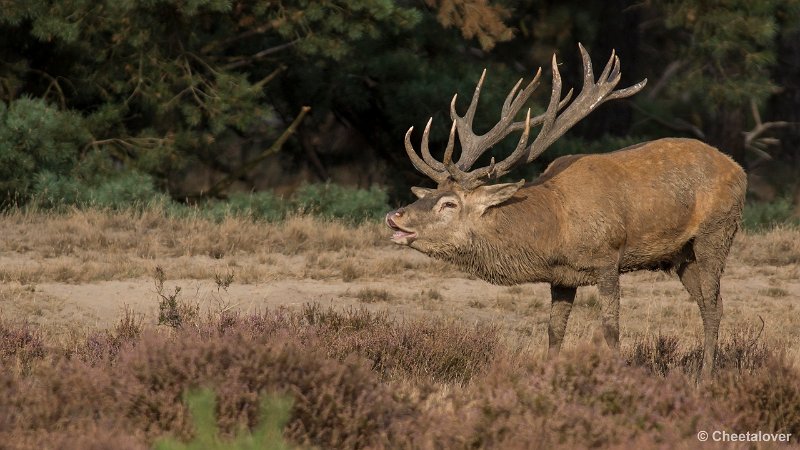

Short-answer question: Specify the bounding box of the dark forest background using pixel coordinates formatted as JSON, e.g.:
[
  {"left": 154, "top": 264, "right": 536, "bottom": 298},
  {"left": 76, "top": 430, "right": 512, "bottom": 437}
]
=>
[{"left": 1, "top": 0, "right": 799, "bottom": 221}]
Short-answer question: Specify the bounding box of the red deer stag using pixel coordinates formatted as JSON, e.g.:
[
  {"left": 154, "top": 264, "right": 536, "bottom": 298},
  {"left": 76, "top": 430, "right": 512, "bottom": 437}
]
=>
[{"left": 386, "top": 44, "right": 746, "bottom": 378}]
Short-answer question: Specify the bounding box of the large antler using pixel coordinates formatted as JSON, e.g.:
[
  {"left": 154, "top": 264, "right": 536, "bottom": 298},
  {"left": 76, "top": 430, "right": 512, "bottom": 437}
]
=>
[{"left": 404, "top": 43, "right": 647, "bottom": 189}]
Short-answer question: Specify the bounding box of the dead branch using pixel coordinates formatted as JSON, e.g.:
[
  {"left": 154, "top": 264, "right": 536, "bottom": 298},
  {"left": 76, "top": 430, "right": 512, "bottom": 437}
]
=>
[
  {"left": 743, "top": 98, "right": 792, "bottom": 160},
  {"left": 222, "top": 40, "right": 299, "bottom": 71},
  {"left": 204, "top": 105, "right": 311, "bottom": 197}
]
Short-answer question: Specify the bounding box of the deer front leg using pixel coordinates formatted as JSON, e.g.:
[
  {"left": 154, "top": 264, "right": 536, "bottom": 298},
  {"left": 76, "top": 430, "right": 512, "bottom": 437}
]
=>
[
  {"left": 598, "top": 272, "right": 621, "bottom": 350},
  {"left": 548, "top": 285, "right": 576, "bottom": 357}
]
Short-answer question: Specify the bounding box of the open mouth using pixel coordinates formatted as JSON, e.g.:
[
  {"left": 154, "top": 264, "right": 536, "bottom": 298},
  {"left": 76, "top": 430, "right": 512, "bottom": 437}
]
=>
[{"left": 385, "top": 215, "right": 417, "bottom": 243}]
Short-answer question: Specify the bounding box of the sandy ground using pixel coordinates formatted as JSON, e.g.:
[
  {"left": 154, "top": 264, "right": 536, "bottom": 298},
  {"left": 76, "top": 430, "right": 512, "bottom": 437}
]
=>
[{"left": 2, "top": 244, "right": 798, "bottom": 360}]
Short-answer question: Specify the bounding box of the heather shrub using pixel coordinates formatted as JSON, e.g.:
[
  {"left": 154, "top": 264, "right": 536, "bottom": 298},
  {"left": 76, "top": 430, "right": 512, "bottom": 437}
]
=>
[
  {"left": 0, "top": 325, "right": 413, "bottom": 449},
  {"left": 712, "top": 355, "right": 800, "bottom": 439},
  {"left": 154, "top": 266, "right": 199, "bottom": 328},
  {"left": 627, "top": 320, "right": 770, "bottom": 377},
  {"left": 1, "top": 308, "right": 798, "bottom": 449},
  {"left": 0, "top": 319, "right": 45, "bottom": 374},
  {"left": 384, "top": 345, "right": 714, "bottom": 449},
  {"left": 297, "top": 303, "right": 502, "bottom": 383},
  {"left": 111, "top": 328, "right": 411, "bottom": 448}
]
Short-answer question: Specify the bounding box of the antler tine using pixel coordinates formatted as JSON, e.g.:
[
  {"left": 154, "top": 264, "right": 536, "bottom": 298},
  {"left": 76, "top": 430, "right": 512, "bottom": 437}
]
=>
[
  {"left": 526, "top": 44, "right": 647, "bottom": 162},
  {"left": 504, "top": 68, "right": 542, "bottom": 118},
  {"left": 525, "top": 53, "right": 564, "bottom": 162},
  {"left": 420, "top": 118, "right": 445, "bottom": 171},
  {"left": 404, "top": 126, "right": 449, "bottom": 184},
  {"left": 497, "top": 107, "right": 532, "bottom": 176},
  {"left": 442, "top": 123, "right": 479, "bottom": 184},
  {"left": 489, "top": 108, "right": 532, "bottom": 179},
  {"left": 506, "top": 87, "right": 573, "bottom": 134},
  {"left": 501, "top": 78, "right": 524, "bottom": 117},
  {"left": 452, "top": 68, "right": 543, "bottom": 171},
  {"left": 460, "top": 108, "right": 533, "bottom": 188},
  {"left": 606, "top": 78, "right": 647, "bottom": 101},
  {"left": 580, "top": 43, "right": 596, "bottom": 86},
  {"left": 442, "top": 121, "right": 457, "bottom": 166},
  {"left": 464, "top": 69, "right": 487, "bottom": 126},
  {"left": 400, "top": 45, "right": 646, "bottom": 189}
]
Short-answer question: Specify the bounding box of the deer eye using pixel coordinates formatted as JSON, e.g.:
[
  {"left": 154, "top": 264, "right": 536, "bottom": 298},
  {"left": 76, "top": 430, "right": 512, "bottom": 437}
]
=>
[{"left": 441, "top": 201, "right": 457, "bottom": 209}]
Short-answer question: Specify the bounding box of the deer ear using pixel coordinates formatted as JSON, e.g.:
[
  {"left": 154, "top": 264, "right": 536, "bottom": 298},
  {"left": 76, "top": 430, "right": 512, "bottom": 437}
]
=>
[
  {"left": 473, "top": 180, "right": 525, "bottom": 215},
  {"left": 411, "top": 186, "right": 434, "bottom": 199}
]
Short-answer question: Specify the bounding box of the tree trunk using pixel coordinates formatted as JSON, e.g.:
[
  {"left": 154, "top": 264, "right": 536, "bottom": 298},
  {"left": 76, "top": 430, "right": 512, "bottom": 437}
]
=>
[
  {"left": 706, "top": 109, "right": 747, "bottom": 170},
  {"left": 769, "top": 29, "right": 800, "bottom": 182}
]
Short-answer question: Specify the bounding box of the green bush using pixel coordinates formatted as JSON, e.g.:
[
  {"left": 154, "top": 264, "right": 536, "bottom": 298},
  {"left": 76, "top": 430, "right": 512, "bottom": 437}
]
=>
[
  {"left": 30, "top": 171, "right": 85, "bottom": 210},
  {"left": 743, "top": 198, "right": 799, "bottom": 231},
  {"left": 206, "top": 192, "right": 288, "bottom": 222},
  {"left": 27, "top": 176, "right": 390, "bottom": 223},
  {"left": 32, "top": 170, "right": 169, "bottom": 211},
  {"left": 0, "top": 98, "right": 91, "bottom": 205},
  {"left": 155, "top": 389, "right": 295, "bottom": 450},
  {"left": 293, "top": 183, "right": 389, "bottom": 223},
  {"left": 84, "top": 172, "right": 170, "bottom": 210}
]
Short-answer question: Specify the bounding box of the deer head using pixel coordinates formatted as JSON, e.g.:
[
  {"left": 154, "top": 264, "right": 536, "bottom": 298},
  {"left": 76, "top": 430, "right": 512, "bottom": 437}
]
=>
[{"left": 387, "top": 44, "right": 646, "bottom": 252}]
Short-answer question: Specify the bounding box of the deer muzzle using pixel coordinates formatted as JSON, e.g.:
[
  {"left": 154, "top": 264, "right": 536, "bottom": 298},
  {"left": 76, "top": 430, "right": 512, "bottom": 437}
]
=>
[{"left": 386, "top": 209, "right": 417, "bottom": 244}]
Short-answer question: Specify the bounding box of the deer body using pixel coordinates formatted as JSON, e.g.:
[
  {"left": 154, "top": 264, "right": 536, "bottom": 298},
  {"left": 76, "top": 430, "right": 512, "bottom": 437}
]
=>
[
  {"left": 387, "top": 45, "right": 745, "bottom": 378},
  {"left": 413, "top": 137, "right": 745, "bottom": 286}
]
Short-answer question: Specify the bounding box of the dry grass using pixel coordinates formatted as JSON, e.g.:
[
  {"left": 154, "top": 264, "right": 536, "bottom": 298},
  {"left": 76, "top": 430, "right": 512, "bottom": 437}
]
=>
[
  {"left": 0, "top": 209, "right": 394, "bottom": 285},
  {"left": 353, "top": 287, "right": 394, "bottom": 303},
  {"left": 0, "top": 209, "right": 480, "bottom": 286},
  {"left": 733, "top": 226, "right": 800, "bottom": 266},
  {"left": 0, "top": 207, "right": 798, "bottom": 448},
  {"left": 1, "top": 208, "right": 386, "bottom": 258},
  {"left": 1, "top": 211, "right": 799, "bottom": 360},
  {"left": 493, "top": 286, "right": 544, "bottom": 316}
]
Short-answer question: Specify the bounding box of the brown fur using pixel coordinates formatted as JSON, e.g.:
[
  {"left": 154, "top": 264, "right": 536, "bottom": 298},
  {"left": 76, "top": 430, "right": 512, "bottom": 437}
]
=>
[{"left": 387, "top": 138, "right": 747, "bottom": 378}]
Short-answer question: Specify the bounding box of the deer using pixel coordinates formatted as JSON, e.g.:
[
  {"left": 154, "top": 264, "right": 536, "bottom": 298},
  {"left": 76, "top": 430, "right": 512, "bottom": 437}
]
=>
[{"left": 385, "top": 44, "right": 746, "bottom": 379}]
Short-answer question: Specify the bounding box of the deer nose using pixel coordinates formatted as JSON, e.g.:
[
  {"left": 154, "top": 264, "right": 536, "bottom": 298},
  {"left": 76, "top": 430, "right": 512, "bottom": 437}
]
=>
[{"left": 385, "top": 209, "right": 404, "bottom": 228}]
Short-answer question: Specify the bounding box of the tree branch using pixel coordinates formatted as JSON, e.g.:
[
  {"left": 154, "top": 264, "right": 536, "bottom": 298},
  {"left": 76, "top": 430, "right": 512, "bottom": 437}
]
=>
[
  {"left": 204, "top": 106, "right": 312, "bottom": 197},
  {"left": 221, "top": 40, "right": 299, "bottom": 70},
  {"left": 630, "top": 102, "right": 706, "bottom": 139},
  {"left": 200, "top": 24, "right": 274, "bottom": 55}
]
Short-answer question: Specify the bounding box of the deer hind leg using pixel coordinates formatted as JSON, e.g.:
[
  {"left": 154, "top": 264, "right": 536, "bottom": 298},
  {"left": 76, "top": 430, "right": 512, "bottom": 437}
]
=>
[
  {"left": 548, "top": 285, "right": 576, "bottom": 356},
  {"left": 678, "top": 224, "right": 738, "bottom": 380},
  {"left": 597, "top": 273, "right": 621, "bottom": 350}
]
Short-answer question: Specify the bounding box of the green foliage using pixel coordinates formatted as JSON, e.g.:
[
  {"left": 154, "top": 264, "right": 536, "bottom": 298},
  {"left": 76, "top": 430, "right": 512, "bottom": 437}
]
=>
[
  {"left": 30, "top": 172, "right": 85, "bottom": 210},
  {"left": 0, "top": 0, "right": 422, "bottom": 203},
  {"left": 743, "top": 198, "right": 800, "bottom": 231},
  {"left": 0, "top": 98, "right": 90, "bottom": 204},
  {"left": 2, "top": 0, "right": 800, "bottom": 208},
  {"left": 206, "top": 192, "right": 287, "bottom": 222},
  {"left": 661, "top": 0, "right": 782, "bottom": 108},
  {"left": 293, "top": 184, "right": 390, "bottom": 223},
  {"left": 84, "top": 172, "right": 170, "bottom": 210},
  {"left": 27, "top": 180, "right": 389, "bottom": 223},
  {"left": 32, "top": 171, "right": 168, "bottom": 211},
  {"left": 154, "top": 388, "right": 295, "bottom": 450}
]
